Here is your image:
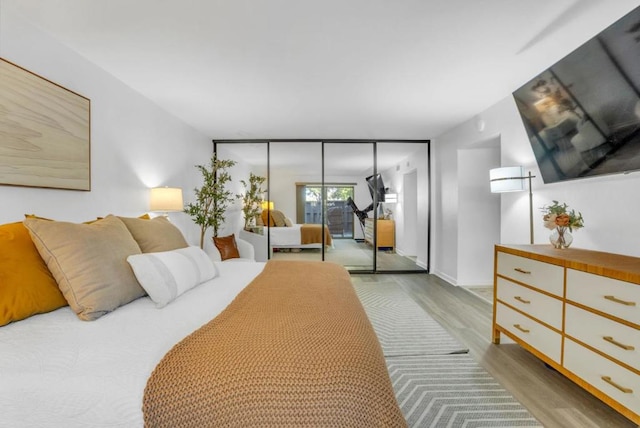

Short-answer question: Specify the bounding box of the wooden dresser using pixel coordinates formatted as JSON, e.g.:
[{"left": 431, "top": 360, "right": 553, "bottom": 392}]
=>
[
  {"left": 493, "top": 245, "right": 640, "bottom": 425},
  {"left": 364, "top": 219, "right": 395, "bottom": 250}
]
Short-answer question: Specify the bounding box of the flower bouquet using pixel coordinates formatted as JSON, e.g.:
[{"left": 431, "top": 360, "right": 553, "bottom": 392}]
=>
[{"left": 541, "top": 200, "right": 584, "bottom": 249}]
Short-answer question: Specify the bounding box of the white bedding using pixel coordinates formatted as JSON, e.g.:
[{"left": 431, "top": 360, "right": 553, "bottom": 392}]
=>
[
  {"left": 266, "top": 224, "right": 333, "bottom": 248},
  {"left": 0, "top": 261, "right": 265, "bottom": 428}
]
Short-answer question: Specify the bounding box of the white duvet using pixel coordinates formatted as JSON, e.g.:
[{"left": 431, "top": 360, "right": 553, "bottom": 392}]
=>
[
  {"left": 266, "top": 224, "right": 333, "bottom": 248},
  {"left": 0, "top": 261, "right": 265, "bottom": 428}
]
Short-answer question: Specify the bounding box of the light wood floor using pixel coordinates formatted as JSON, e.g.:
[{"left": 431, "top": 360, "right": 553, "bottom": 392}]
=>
[{"left": 364, "top": 273, "right": 636, "bottom": 428}]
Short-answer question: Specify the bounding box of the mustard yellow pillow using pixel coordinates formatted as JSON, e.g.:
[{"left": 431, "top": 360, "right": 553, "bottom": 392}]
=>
[
  {"left": 24, "top": 215, "right": 145, "bottom": 321},
  {"left": 0, "top": 222, "right": 67, "bottom": 326},
  {"left": 118, "top": 215, "right": 188, "bottom": 253}
]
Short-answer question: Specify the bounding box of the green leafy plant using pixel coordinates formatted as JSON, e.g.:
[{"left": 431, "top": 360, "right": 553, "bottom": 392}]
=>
[
  {"left": 238, "top": 172, "right": 266, "bottom": 230},
  {"left": 184, "top": 154, "right": 238, "bottom": 248}
]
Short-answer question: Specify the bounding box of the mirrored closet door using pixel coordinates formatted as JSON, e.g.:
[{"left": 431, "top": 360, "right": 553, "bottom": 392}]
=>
[
  {"left": 268, "top": 142, "right": 323, "bottom": 263},
  {"left": 324, "top": 142, "right": 375, "bottom": 271},
  {"left": 214, "top": 140, "right": 429, "bottom": 273}
]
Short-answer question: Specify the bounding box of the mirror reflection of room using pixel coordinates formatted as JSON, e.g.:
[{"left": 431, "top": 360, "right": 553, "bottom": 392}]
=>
[{"left": 216, "top": 141, "right": 428, "bottom": 272}]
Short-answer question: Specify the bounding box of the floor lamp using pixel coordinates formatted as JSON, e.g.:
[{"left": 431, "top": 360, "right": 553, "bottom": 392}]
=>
[{"left": 489, "top": 166, "right": 536, "bottom": 245}]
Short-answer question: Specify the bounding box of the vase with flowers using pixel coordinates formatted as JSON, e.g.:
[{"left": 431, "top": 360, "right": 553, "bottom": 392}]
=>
[{"left": 541, "top": 200, "right": 584, "bottom": 249}]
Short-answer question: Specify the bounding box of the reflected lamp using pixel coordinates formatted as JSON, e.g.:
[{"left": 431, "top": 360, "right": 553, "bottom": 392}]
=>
[{"left": 384, "top": 193, "right": 398, "bottom": 203}]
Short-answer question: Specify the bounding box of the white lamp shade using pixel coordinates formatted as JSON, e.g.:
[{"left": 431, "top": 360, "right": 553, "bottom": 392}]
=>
[
  {"left": 384, "top": 193, "right": 398, "bottom": 203},
  {"left": 150, "top": 187, "right": 184, "bottom": 212},
  {"left": 490, "top": 166, "right": 525, "bottom": 193}
]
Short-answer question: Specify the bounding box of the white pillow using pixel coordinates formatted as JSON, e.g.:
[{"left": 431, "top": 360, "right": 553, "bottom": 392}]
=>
[{"left": 127, "top": 246, "right": 218, "bottom": 308}]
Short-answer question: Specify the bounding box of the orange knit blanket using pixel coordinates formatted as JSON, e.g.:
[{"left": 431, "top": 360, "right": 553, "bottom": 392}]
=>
[
  {"left": 143, "top": 260, "right": 405, "bottom": 427},
  {"left": 300, "top": 223, "right": 333, "bottom": 246}
]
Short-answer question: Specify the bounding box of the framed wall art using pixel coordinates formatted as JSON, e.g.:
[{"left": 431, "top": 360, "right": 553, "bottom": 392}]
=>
[{"left": 0, "top": 58, "right": 90, "bottom": 191}]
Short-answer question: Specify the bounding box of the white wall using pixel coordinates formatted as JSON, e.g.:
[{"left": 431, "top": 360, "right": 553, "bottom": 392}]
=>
[
  {"left": 432, "top": 95, "right": 640, "bottom": 285},
  {"left": 379, "top": 143, "right": 429, "bottom": 267},
  {"left": 0, "top": 6, "right": 212, "bottom": 246},
  {"left": 456, "top": 144, "right": 501, "bottom": 286}
]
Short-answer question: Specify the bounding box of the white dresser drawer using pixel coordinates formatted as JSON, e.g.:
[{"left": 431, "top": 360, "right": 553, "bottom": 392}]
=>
[
  {"left": 496, "top": 277, "right": 563, "bottom": 330},
  {"left": 496, "top": 302, "right": 562, "bottom": 363},
  {"left": 565, "top": 338, "right": 640, "bottom": 415},
  {"left": 565, "top": 304, "right": 640, "bottom": 370},
  {"left": 567, "top": 269, "right": 640, "bottom": 326},
  {"left": 497, "top": 252, "right": 564, "bottom": 297}
]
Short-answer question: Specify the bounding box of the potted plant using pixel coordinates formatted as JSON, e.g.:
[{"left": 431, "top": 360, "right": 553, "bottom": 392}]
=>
[
  {"left": 238, "top": 172, "right": 266, "bottom": 231},
  {"left": 184, "top": 154, "right": 238, "bottom": 248}
]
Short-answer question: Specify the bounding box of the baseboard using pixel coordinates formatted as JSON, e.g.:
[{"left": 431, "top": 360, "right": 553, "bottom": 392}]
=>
[
  {"left": 432, "top": 270, "right": 457, "bottom": 286},
  {"left": 458, "top": 280, "right": 494, "bottom": 287}
]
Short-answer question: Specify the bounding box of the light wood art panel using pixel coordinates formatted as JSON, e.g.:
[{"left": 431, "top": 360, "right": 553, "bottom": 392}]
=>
[{"left": 0, "top": 58, "right": 90, "bottom": 191}]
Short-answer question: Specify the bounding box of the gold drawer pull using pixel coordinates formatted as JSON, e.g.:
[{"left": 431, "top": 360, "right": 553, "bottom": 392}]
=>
[
  {"left": 514, "top": 268, "right": 531, "bottom": 274},
  {"left": 601, "top": 376, "right": 633, "bottom": 394},
  {"left": 603, "top": 336, "right": 635, "bottom": 351},
  {"left": 604, "top": 295, "right": 636, "bottom": 306},
  {"left": 513, "top": 324, "right": 530, "bottom": 333},
  {"left": 514, "top": 296, "right": 531, "bottom": 304}
]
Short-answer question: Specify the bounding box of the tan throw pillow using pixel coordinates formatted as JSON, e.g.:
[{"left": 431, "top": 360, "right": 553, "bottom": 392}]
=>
[
  {"left": 24, "top": 215, "right": 145, "bottom": 321},
  {"left": 261, "top": 210, "right": 286, "bottom": 227},
  {"left": 270, "top": 210, "right": 287, "bottom": 227},
  {"left": 118, "top": 215, "right": 188, "bottom": 253},
  {"left": 213, "top": 234, "right": 240, "bottom": 261}
]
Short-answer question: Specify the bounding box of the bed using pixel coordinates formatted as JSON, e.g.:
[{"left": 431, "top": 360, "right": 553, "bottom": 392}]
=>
[
  {"left": 267, "top": 223, "right": 333, "bottom": 249},
  {"left": 260, "top": 210, "right": 333, "bottom": 250},
  {"left": 0, "top": 216, "right": 404, "bottom": 427}
]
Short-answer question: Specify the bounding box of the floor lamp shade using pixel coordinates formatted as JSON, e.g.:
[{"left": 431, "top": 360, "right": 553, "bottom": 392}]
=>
[
  {"left": 489, "top": 166, "right": 536, "bottom": 244},
  {"left": 490, "top": 166, "right": 526, "bottom": 193},
  {"left": 150, "top": 187, "right": 184, "bottom": 212}
]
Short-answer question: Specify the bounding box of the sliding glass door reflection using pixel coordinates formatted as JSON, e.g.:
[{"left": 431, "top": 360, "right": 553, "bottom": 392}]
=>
[
  {"left": 324, "top": 143, "right": 375, "bottom": 271},
  {"left": 268, "top": 142, "right": 323, "bottom": 262}
]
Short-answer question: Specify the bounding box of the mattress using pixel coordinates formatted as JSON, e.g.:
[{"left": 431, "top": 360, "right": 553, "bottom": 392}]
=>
[
  {"left": 267, "top": 224, "right": 333, "bottom": 248},
  {"left": 0, "top": 261, "right": 266, "bottom": 428}
]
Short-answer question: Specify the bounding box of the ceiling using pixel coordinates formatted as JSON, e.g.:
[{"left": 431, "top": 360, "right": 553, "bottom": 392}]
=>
[{"left": 3, "top": 0, "right": 640, "bottom": 140}]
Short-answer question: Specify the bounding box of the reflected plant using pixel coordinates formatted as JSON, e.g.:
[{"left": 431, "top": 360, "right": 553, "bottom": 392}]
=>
[{"left": 238, "top": 173, "right": 266, "bottom": 230}]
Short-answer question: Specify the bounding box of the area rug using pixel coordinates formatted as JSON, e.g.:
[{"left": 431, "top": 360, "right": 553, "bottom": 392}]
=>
[
  {"left": 354, "top": 281, "right": 543, "bottom": 427},
  {"left": 353, "top": 280, "right": 469, "bottom": 356}
]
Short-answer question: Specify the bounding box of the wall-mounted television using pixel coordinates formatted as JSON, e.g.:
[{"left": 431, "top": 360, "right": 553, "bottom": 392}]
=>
[
  {"left": 366, "top": 173, "right": 386, "bottom": 203},
  {"left": 513, "top": 5, "right": 640, "bottom": 183}
]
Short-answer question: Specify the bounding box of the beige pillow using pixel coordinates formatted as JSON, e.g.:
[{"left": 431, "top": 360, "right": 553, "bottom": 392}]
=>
[
  {"left": 261, "top": 209, "right": 287, "bottom": 227},
  {"left": 118, "top": 215, "right": 188, "bottom": 253},
  {"left": 24, "top": 215, "right": 145, "bottom": 321},
  {"left": 271, "top": 210, "right": 287, "bottom": 227}
]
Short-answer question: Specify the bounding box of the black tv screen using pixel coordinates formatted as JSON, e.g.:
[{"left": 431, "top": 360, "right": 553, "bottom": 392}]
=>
[
  {"left": 513, "top": 5, "right": 640, "bottom": 183},
  {"left": 366, "top": 173, "right": 385, "bottom": 203}
]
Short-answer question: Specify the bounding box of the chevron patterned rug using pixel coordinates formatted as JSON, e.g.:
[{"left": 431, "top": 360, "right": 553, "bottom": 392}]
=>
[
  {"left": 354, "top": 281, "right": 469, "bottom": 356},
  {"left": 354, "top": 280, "right": 542, "bottom": 427}
]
